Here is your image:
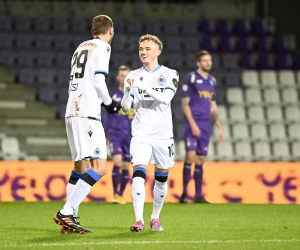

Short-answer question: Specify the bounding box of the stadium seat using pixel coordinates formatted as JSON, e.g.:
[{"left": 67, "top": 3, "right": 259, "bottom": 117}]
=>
[
  {"left": 285, "top": 106, "right": 300, "bottom": 122},
  {"left": 252, "top": 19, "right": 269, "bottom": 35},
  {"left": 111, "top": 54, "right": 129, "bottom": 68},
  {"left": 211, "top": 53, "right": 221, "bottom": 69},
  {"left": 0, "top": 15, "right": 12, "bottom": 32},
  {"left": 183, "top": 36, "right": 200, "bottom": 52},
  {"left": 231, "top": 123, "right": 249, "bottom": 141},
  {"left": 36, "top": 51, "right": 53, "bottom": 68},
  {"left": 250, "top": 123, "right": 268, "bottom": 141},
  {"left": 296, "top": 70, "right": 300, "bottom": 85},
  {"left": 240, "top": 53, "right": 258, "bottom": 69},
  {"left": 276, "top": 54, "right": 293, "bottom": 69},
  {"left": 234, "top": 19, "right": 251, "bottom": 34},
  {"left": 256, "top": 36, "right": 273, "bottom": 51},
  {"left": 18, "top": 68, "right": 36, "bottom": 86},
  {"left": 219, "top": 36, "right": 236, "bottom": 52},
  {"left": 253, "top": 141, "right": 271, "bottom": 161},
  {"left": 0, "top": 137, "right": 25, "bottom": 160},
  {"left": 0, "top": 50, "right": 15, "bottom": 67},
  {"left": 126, "top": 35, "right": 140, "bottom": 53},
  {"left": 199, "top": 19, "right": 216, "bottom": 34},
  {"left": 166, "top": 54, "right": 184, "bottom": 69},
  {"left": 15, "top": 16, "right": 31, "bottom": 32},
  {"left": 272, "top": 141, "right": 290, "bottom": 161},
  {"left": 229, "top": 106, "right": 246, "bottom": 122},
  {"left": 221, "top": 53, "right": 240, "bottom": 70},
  {"left": 206, "top": 140, "right": 216, "bottom": 161},
  {"left": 17, "top": 51, "right": 35, "bottom": 67},
  {"left": 242, "top": 70, "right": 259, "bottom": 87},
  {"left": 72, "top": 34, "right": 86, "bottom": 49},
  {"left": 273, "top": 36, "right": 290, "bottom": 52},
  {"left": 16, "top": 33, "right": 32, "bottom": 49},
  {"left": 111, "top": 34, "right": 128, "bottom": 52},
  {"left": 175, "top": 140, "right": 185, "bottom": 161},
  {"left": 257, "top": 54, "right": 275, "bottom": 69},
  {"left": 0, "top": 32, "right": 14, "bottom": 49},
  {"left": 215, "top": 86, "right": 226, "bottom": 104},
  {"left": 56, "top": 69, "right": 70, "bottom": 85},
  {"left": 263, "top": 88, "right": 280, "bottom": 104},
  {"left": 163, "top": 19, "right": 180, "bottom": 35},
  {"left": 70, "top": 16, "right": 88, "bottom": 33},
  {"left": 53, "top": 34, "right": 71, "bottom": 50},
  {"left": 217, "top": 20, "right": 233, "bottom": 35},
  {"left": 217, "top": 105, "right": 228, "bottom": 122},
  {"left": 219, "top": 123, "right": 230, "bottom": 141},
  {"left": 226, "top": 88, "right": 244, "bottom": 104},
  {"left": 181, "top": 19, "right": 198, "bottom": 35},
  {"left": 164, "top": 36, "right": 181, "bottom": 52},
  {"left": 57, "top": 104, "right": 66, "bottom": 119},
  {"left": 244, "top": 88, "right": 262, "bottom": 105},
  {"left": 235, "top": 141, "right": 252, "bottom": 161},
  {"left": 185, "top": 53, "right": 197, "bottom": 70},
  {"left": 37, "top": 68, "right": 54, "bottom": 86},
  {"left": 237, "top": 36, "right": 255, "bottom": 51},
  {"left": 266, "top": 106, "right": 283, "bottom": 122},
  {"left": 215, "top": 141, "right": 234, "bottom": 161},
  {"left": 55, "top": 51, "right": 72, "bottom": 68},
  {"left": 144, "top": 19, "right": 161, "bottom": 35},
  {"left": 127, "top": 18, "right": 143, "bottom": 34},
  {"left": 248, "top": 106, "right": 265, "bottom": 122},
  {"left": 269, "top": 123, "right": 286, "bottom": 141},
  {"left": 35, "top": 34, "right": 52, "bottom": 49},
  {"left": 53, "top": 17, "right": 69, "bottom": 33},
  {"left": 291, "top": 142, "right": 300, "bottom": 160},
  {"left": 260, "top": 70, "right": 278, "bottom": 87},
  {"left": 57, "top": 87, "right": 68, "bottom": 104},
  {"left": 282, "top": 88, "right": 298, "bottom": 105},
  {"left": 33, "top": 16, "right": 50, "bottom": 32},
  {"left": 223, "top": 70, "right": 241, "bottom": 87},
  {"left": 112, "top": 18, "right": 125, "bottom": 34},
  {"left": 278, "top": 70, "right": 296, "bottom": 86},
  {"left": 37, "top": 86, "right": 56, "bottom": 104},
  {"left": 201, "top": 36, "right": 218, "bottom": 52},
  {"left": 287, "top": 124, "right": 300, "bottom": 141}
]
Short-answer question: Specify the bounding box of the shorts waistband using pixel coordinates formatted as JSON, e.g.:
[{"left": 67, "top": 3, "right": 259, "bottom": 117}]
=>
[{"left": 87, "top": 116, "right": 101, "bottom": 122}]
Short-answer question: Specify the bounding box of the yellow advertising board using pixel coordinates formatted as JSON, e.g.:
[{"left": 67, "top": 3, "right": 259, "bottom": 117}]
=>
[{"left": 0, "top": 161, "right": 299, "bottom": 203}]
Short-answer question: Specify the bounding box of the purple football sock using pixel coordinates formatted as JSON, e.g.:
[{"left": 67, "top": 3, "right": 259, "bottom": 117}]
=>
[
  {"left": 183, "top": 162, "right": 192, "bottom": 195},
  {"left": 119, "top": 169, "right": 130, "bottom": 196},
  {"left": 194, "top": 165, "right": 203, "bottom": 199},
  {"left": 112, "top": 165, "right": 121, "bottom": 195}
]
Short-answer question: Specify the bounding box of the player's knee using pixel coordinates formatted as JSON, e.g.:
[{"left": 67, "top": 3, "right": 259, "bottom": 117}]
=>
[
  {"left": 196, "top": 155, "right": 206, "bottom": 165},
  {"left": 154, "top": 171, "right": 168, "bottom": 183},
  {"left": 91, "top": 159, "right": 108, "bottom": 176},
  {"left": 132, "top": 167, "right": 146, "bottom": 180}
]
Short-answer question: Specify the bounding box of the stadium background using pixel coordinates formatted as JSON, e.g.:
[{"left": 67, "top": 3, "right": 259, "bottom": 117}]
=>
[{"left": 0, "top": 0, "right": 299, "bottom": 203}]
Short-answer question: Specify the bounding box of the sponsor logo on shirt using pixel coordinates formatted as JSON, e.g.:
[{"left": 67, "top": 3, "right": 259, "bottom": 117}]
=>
[{"left": 198, "top": 90, "right": 214, "bottom": 100}]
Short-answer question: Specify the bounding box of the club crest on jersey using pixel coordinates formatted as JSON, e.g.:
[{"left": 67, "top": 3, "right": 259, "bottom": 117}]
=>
[
  {"left": 157, "top": 75, "right": 166, "bottom": 85},
  {"left": 94, "top": 148, "right": 100, "bottom": 155},
  {"left": 172, "top": 78, "right": 178, "bottom": 88}
]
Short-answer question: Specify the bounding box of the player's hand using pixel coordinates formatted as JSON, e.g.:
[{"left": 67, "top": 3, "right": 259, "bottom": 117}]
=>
[
  {"left": 133, "top": 81, "right": 147, "bottom": 91},
  {"left": 101, "top": 99, "right": 122, "bottom": 114},
  {"left": 217, "top": 127, "right": 223, "bottom": 144},
  {"left": 126, "top": 78, "right": 134, "bottom": 85},
  {"left": 124, "top": 82, "right": 131, "bottom": 93},
  {"left": 190, "top": 123, "right": 201, "bottom": 138}
]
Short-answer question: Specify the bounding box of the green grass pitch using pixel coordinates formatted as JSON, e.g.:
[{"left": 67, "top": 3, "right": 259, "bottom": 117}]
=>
[{"left": 0, "top": 202, "right": 299, "bottom": 250}]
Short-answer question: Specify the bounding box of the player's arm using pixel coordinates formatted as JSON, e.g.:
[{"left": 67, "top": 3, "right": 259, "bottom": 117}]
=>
[
  {"left": 181, "top": 97, "right": 199, "bottom": 132},
  {"left": 121, "top": 73, "right": 134, "bottom": 112},
  {"left": 211, "top": 100, "right": 223, "bottom": 143}
]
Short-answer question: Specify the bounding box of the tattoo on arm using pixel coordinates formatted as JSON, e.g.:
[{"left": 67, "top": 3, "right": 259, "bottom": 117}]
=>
[{"left": 211, "top": 110, "right": 219, "bottom": 124}]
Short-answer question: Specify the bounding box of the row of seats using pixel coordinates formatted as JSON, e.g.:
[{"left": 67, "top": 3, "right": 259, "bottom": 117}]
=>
[
  {"left": 0, "top": 16, "right": 272, "bottom": 35},
  {"left": 0, "top": 32, "right": 292, "bottom": 52}
]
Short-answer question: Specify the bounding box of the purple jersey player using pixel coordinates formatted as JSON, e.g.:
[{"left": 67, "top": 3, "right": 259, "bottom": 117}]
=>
[
  {"left": 104, "top": 65, "right": 134, "bottom": 204},
  {"left": 180, "top": 51, "right": 223, "bottom": 203}
]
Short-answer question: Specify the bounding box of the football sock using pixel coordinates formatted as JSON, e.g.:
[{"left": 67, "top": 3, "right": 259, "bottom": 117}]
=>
[
  {"left": 151, "top": 178, "right": 168, "bottom": 220},
  {"left": 131, "top": 167, "right": 146, "bottom": 224},
  {"left": 61, "top": 168, "right": 101, "bottom": 215},
  {"left": 66, "top": 170, "right": 82, "bottom": 217},
  {"left": 112, "top": 165, "right": 121, "bottom": 195},
  {"left": 119, "top": 169, "right": 130, "bottom": 196},
  {"left": 194, "top": 165, "right": 203, "bottom": 199},
  {"left": 183, "top": 162, "right": 192, "bottom": 195}
]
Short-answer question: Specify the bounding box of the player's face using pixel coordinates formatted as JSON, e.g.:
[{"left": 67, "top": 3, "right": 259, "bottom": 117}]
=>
[
  {"left": 139, "top": 40, "right": 161, "bottom": 65},
  {"left": 197, "top": 55, "right": 212, "bottom": 72},
  {"left": 116, "top": 70, "right": 130, "bottom": 87}
]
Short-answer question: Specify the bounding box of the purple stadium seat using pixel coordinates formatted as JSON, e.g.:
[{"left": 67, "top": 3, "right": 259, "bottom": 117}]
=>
[
  {"left": 35, "top": 34, "right": 52, "bottom": 49},
  {"left": 53, "top": 17, "right": 69, "bottom": 33},
  {"left": 294, "top": 54, "right": 300, "bottom": 69},
  {"left": 57, "top": 104, "right": 66, "bottom": 119},
  {"left": 164, "top": 36, "right": 181, "bottom": 52},
  {"left": 127, "top": 18, "right": 143, "bottom": 34},
  {"left": 219, "top": 36, "right": 237, "bottom": 52},
  {"left": 56, "top": 69, "right": 70, "bottom": 85},
  {"left": 221, "top": 53, "right": 240, "bottom": 70},
  {"left": 163, "top": 19, "right": 179, "bottom": 35},
  {"left": 16, "top": 33, "right": 32, "bottom": 49},
  {"left": 237, "top": 36, "right": 255, "bottom": 51},
  {"left": 53, "top": 34, "right": 71, "bottom": 50},
  {"left": 15, "top": 16, "right": 31, "bottom": 32},
  {"left": 182, "top": 19, "right": 198, "bottom": 35},
  {"left": 17, "top": 51, "right": 35, "bottom": 67},
  {"left": 273, "top": 37, "right": 290, "bottom": 52},
  {"left": 257, "top": 54, "right": 275, "bottom": 69},
  {"left": 37, "top": 86, "right": 56, "bottom": 104},
  {"left": 217, "top": 20, "right": 233, "bottom": 35},
  {"left": 256, "top": 36, "right": 273, "bottom": 51},
  {"left": 55, "top": 51, "right": 72, "bottom": 68},
  {"left": 166, "top": 54, "right": 184, "bottom": 69},
  {"left": 183, "top": 36, "right": 200, "bottom": 52},
  {"left": 57, "top": 87, "right": 69, "bottom": 104},
  {"left": 211, "top": 53, "right": 221, "bottom": 69},
  {"left": 276, "top": 54, "right": 293, "bottom": 69},
  {"left": 0, "top": 16, "right": 12, "bottom": 32},
  {"left": 0, "top": 50, "right": 15, "bottom": 67},
  {"left": 111, "top": 34, "right": 128, "bottom": 52},
  {"left": 240, "top": 53, "right": 258, "bottom": 69},
  {"left": 144, "top": 19, "right": 161, "bottom": 35},
  {"left": 252, "top": 19, "right": 269, "bottom": 35},
  {"left": 223, "top": 70, "right": 241, "bottom": 87},
  {"left": 33, "top": 16, "right": 50, "bottom": 32},
  {"left": 201, "top": 36, "right": 219, "bottom": 52},
  {"left": 36, "top": 51, "right": 53, "bottom": 68},
  {"left": 0, "top": 32, "right": 14, "bottom": 49},
  {"left": 70, "top": 17, "right": 87, "bottom": 33},
  {"left": 37, "top": 68, "right": 54, "bottom": 86},
  {"left": 234, "top": 19, "right": 251, "bottom": 34},
  {"left": 199, "top": 19, "right": 215, "bottom": 34},
  {"left": 18, "top": 68, "right": 36, "bottom": 86}
]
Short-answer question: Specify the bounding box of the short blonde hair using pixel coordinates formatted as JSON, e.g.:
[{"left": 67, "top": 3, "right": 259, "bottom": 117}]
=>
[
  {"left": 117, "top": 65, "right": 130, "bottom": 72},
  {"left": 139, "top": 34, "right": 163, "bottom": 51}
]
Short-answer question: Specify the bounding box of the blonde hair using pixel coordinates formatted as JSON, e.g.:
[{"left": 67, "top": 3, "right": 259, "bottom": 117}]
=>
[
  {"left": 117, "top": 65, "right": 130, "bottom": 72},
  {"left": 139, "top": 34, "right": 163, "bottom": 51}
]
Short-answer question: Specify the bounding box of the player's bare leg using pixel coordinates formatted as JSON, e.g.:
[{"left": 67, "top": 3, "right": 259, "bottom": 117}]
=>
[
  {"left": 150, "top": 166, "right": 168, "bottom": 231},
  {"left": 54, "top": 158, "right": 107, "bottom": 233},
  {"left": 130, "top": 164, "right": 147, "bottom": 232},
  {"left": 180, "top": 150, "right": 196, "bottom": 203}
]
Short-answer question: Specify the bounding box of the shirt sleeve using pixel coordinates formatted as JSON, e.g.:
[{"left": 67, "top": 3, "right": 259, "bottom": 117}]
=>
[
  {"left": 94, "top": 43, "right": 111, "bottom": 77},
  {"left": 181, "top": 74, "right": 192, "bottom": 98},
  {"left": 165, "top": 70, "right": 179, "bottom": 93}
]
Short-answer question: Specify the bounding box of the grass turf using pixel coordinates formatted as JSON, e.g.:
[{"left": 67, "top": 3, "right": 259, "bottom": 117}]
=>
[{"left": 0, "top": 202, "right": 299, "bottom": 250}]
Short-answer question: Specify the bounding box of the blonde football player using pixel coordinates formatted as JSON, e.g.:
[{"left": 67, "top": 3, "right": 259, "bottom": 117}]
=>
[
  {"left": 53, "top": 15, "right": 121, "bottom": 234},
  {"left": 121, "top": 34, "right": 179, "bottom": 232}
]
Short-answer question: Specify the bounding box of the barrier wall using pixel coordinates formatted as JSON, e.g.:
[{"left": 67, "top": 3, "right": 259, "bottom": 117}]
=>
[{"left": 0, "top": 161, "right": 299, "bottom": 203}]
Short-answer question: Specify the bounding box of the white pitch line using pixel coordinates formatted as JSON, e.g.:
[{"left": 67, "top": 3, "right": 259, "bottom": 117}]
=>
[{"left": 1, "top": 239, "right": 300, "bottom": 248}]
